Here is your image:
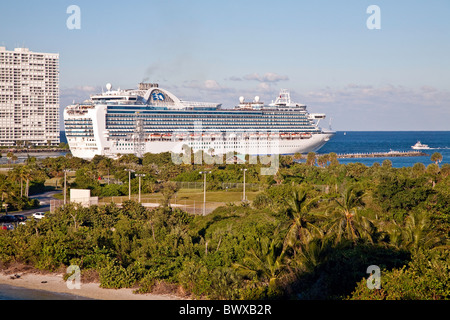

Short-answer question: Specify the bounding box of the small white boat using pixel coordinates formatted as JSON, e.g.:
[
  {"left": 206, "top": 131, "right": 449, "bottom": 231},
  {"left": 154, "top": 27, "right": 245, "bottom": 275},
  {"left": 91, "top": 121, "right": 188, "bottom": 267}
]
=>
[{"left": 411, "top": 141, "right": 430, "bottom": 150}]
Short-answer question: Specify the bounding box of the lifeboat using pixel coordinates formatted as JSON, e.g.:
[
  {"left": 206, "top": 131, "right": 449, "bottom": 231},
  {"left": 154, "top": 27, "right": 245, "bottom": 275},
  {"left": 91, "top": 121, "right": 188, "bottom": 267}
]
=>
[
  {"left": 175, "top": 133, "right": 187, "bottom": 141},
  {"left": 301, "top": 133, "right": 312, "bottom": 139}
]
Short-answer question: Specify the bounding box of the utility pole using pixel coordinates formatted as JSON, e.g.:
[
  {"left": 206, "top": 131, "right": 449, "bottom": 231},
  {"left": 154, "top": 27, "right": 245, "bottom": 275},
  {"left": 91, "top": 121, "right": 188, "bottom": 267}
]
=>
[
  {"left": 241, "top": 168, "right": 248, "bottom": 202},
  {"left": 125, "top": 169, "right": 135, "bottom": 200},
  {"left": 136, "top": 174, "right": 146, "bottom": 203},
  {"left": 63, "top": 169, "right": 71, "bottom": 205},
  {"left": 199, "top": 171, "right": 211, "bottom": 216}
]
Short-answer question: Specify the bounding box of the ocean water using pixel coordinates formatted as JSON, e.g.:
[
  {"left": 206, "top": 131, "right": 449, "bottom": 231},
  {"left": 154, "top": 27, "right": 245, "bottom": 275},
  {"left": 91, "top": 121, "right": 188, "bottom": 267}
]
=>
[
  {"left": 4, "top": 131, "right": 449, "bottom": 168},
  {"left": 0, "top": 284, "right": 92, "bottom": 300},
  {"left": 319, "top": 131, "right": 450, "bottom": 168}
]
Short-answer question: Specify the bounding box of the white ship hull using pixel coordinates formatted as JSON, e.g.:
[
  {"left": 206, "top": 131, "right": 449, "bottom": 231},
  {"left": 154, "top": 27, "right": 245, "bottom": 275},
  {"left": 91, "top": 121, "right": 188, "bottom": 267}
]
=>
[{"left": 67, "top": 131, "right": 333, "bottom": 160}]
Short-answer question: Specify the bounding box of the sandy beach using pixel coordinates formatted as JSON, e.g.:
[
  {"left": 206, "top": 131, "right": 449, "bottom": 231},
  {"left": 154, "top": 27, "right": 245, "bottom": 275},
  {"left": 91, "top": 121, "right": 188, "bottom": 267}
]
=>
[{"left": 0, "top": 268, "right": 187, "bottom": 300}]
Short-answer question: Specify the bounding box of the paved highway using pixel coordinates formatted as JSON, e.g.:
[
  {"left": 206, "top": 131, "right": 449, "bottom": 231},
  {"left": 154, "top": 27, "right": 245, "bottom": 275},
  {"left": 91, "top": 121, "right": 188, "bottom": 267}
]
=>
[{"left": 12, "top": 190, "right": 62, "bottom": 217}]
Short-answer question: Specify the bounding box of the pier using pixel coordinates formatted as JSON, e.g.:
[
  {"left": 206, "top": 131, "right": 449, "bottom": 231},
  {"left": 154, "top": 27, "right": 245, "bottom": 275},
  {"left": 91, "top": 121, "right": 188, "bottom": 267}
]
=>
[{"left": 336, "top": 150, "right": 428, "bottom": 159}]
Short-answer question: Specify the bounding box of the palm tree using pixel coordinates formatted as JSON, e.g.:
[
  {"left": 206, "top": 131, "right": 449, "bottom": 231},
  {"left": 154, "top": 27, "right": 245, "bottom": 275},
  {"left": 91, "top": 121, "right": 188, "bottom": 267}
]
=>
[
  {"left": 0, "top": 175, "right": 12, "bottom": 212},
  {"left": 6, "top": 152, "right": 13, "bottom": 165},
  {"left": 403, "top": 210, "right": 445, "bottom": 251},
  {"left": 306, "top": 152, "right": 316, "bottom": 166},
  {"left": 233, "top": 236, "right": 287, "bottom": 289},
  {"left": 426, "top": 163, "right": 440, "bottom": 188},
  {"left": 293, "top": 153, "right": 303, "bottom": 161},
  {"left": 325, "top": 186, "right": 375, "bottom": 244},
  {"left": 9, "top": 166, "right": 25, "bottom": 198},
  {"left": 283, "top": 188, "right": 322, "bottom": 250},
  {"left": 159, "top": 181, "right": 179, "bottom": 209},
  {"left": 328, "top": 152, "right": 339, "bottom": 166},
  {"left": 23, "top": 166, "right": 35, "bottom": 197},
  {"left": 430, "top": 152, "right": 443, "bottom": 167},
  {"left": 381, "top": 210, "right": 446, "bottom": 252},
  {"left": 293, "top": 234, "right": 333, "bottom": 273},
  {"left": 317, "top": 154, "right": 329, "bottom": 167}
]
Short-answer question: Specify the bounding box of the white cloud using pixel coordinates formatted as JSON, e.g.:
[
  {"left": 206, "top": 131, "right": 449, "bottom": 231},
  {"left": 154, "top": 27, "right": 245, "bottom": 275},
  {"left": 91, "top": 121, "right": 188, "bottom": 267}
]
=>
[
  {"left": 297, "top": 84, "right": 450, "bottom": 130},
  {"left": 183, "top": 79, "right": 230, "bottom": 92},
  {"left": 60, "top": 85, "right": 101, "bottom": 106},
  {"left": 204, "top": 79, "right": 221, "bottom": 90},
  {"left": 257, "top": 82, "right": 272, "bottom": 92},
  {"left": 243, "top": 72, "right": 289, "bottom": 82}
]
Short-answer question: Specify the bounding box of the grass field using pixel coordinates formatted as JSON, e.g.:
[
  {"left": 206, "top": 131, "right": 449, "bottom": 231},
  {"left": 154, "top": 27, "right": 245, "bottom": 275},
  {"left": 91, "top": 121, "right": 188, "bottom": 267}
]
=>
[
  {"left": 98, "top": 189, "right": 261, "bottom": 215},
  {"left": 43, "top": 174, "right": 262, "bottom": 214},
  {"left": 100, "top": 189, "right": 260, "bottom": 205}
]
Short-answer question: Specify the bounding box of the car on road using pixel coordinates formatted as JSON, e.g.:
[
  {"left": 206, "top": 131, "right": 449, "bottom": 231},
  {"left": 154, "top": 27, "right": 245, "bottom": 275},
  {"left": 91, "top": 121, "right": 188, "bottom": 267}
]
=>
[
  {"left": 0, "top": 215, "right": 18, "bottom": 223},
  {"left": 14, "top": 215, "right": 27, "bottom": 222},
  {"left": 0, "top": 223, "right": 15, "bottom": 231},
  {"left": 32, "top": 212, "right": 46, "bottom": 220}
]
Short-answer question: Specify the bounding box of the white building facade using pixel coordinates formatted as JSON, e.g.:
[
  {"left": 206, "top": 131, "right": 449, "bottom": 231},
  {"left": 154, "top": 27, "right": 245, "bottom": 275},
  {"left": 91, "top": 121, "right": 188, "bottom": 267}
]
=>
[{"left": 0, "top": 47, "right": 60, "bottom": 146}]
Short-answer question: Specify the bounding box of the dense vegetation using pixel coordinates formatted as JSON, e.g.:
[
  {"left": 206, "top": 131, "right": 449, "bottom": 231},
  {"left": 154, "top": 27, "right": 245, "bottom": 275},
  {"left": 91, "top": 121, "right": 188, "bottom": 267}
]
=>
[
  {"left": 0, "top": 156, "right": 47, "bottom": 211},
  {"left": 0, "top": 151, "right": 449, "bottom": 300}
]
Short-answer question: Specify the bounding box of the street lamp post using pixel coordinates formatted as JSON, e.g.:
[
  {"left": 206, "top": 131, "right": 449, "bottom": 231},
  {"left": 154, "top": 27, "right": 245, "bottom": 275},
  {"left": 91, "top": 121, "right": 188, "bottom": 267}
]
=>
[
  {"left": 199, "top": 171, "right": 211, "bottom": 216},
  {"left": 136, "top": 174, "right": 146, "bottom": 203},
  {"left": 125, "top": 169, "right": 135, "bottom": 200},
  {"left": 63, "top": 169, "right": 71, "bottom": 205},
  {"left": 241, "top": 168, "right": 248, "bottom": 202}
]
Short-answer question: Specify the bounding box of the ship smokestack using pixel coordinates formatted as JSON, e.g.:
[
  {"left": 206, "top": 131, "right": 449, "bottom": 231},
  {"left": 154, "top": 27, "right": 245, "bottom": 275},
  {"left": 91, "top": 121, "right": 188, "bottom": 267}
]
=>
[{"left": 139, "top": 83, "right": 159, "bottom": 90}]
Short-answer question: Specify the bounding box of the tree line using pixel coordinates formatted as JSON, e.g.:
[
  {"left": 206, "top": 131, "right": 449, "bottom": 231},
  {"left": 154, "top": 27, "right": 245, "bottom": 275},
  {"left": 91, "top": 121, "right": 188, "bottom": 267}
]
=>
[{"left": 0, "top": 151, "right": 448, "bottom": 299}]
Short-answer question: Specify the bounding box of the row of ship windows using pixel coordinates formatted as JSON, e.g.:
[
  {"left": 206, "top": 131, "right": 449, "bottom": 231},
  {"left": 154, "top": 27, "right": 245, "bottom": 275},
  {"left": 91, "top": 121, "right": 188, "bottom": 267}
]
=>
[
  {"left": 66, "top": 131, "right": 94, "bottom": 134},
  {"left": 106, "top": 115, "right": 310, "bottom": 121},
  {"left": 106, "top": 121, "right": 312, "bottom": 127},
  {"left": 66, "top": 135, "right": 94, "bottom": 138},
  {"left": 106, "top": 121, "right": 311, "bottom": 125},
  {"left": 106, "top": 109, "right": 305, "bottom": 115},
  {"left": 106, "top": 126, "right": 313, "bottom": 131},
  {"left": 65, "top": 120, "right": 93, "bottom": 123}
]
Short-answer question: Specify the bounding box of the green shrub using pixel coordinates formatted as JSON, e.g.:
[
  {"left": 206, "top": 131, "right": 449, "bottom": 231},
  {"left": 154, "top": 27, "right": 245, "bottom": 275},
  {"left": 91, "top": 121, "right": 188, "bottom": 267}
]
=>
[{"left": 99, "top": 260, "right": 138, "bottom": 289}]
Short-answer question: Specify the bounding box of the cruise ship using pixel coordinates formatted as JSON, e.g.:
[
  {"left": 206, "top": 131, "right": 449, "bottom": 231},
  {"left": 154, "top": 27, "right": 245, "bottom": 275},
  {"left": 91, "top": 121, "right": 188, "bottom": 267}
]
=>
[{"left": 64, "top": 83, "right": 334, "bottom": 160}]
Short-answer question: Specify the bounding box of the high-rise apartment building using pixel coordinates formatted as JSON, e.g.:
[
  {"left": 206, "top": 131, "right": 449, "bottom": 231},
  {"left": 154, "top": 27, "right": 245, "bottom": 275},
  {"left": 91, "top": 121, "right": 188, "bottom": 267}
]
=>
[{"left": 0, "top": 47, "right": 60, "bottom": 146}]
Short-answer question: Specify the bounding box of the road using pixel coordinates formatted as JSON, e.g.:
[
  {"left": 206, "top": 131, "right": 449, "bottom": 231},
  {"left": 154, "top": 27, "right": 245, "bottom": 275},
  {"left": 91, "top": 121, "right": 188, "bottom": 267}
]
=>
[{"left": 12, "top": 190, "right": 62, "bottom": 217}]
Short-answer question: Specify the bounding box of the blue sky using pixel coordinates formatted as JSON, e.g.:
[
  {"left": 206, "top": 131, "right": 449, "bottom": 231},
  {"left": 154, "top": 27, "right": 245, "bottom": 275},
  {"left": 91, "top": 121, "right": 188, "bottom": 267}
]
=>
[{"left": 1, "top": 0, "right": 449, "bottom": 130}]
